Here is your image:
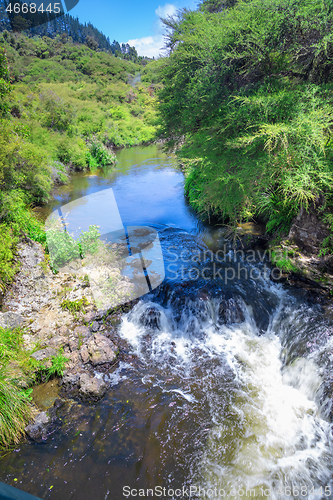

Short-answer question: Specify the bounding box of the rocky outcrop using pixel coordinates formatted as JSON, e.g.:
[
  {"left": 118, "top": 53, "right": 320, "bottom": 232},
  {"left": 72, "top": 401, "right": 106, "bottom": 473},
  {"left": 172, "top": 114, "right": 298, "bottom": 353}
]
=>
[{"left": 0, "top": 311, "right": 23, "bottom": 329}]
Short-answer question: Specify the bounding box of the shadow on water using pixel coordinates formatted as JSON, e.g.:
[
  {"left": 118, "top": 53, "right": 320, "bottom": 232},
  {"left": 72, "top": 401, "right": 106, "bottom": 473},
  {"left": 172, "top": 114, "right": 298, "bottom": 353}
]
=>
[{"left": 2, "top": 145, "right": 333, "bottom": 499}]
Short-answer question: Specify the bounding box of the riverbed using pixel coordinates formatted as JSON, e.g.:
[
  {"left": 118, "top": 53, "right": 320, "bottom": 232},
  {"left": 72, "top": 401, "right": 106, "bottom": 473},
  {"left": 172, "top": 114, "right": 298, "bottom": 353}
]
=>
[{"left": 1, "top": 145, "right": 333, "bottom": 500}]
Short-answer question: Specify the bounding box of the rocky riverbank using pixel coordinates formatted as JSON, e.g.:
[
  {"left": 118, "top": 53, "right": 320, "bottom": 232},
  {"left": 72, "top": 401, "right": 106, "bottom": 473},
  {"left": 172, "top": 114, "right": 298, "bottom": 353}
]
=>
[{"left": 0, "top": 238, "right": 137, "bottom": 442}]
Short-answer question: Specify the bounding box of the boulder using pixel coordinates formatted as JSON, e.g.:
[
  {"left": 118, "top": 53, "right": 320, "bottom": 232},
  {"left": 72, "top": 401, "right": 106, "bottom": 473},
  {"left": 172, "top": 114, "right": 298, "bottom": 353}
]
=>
[
  {"left": 25, "top": 411, "right": 50, "bottom": 441},
  {"left": 61, "top": 369, "right": 82, "bottom": 388},
  {"left": 90, "top": 321, "right": 100, "bottom": 332},
  {"left": 0, "top": 312, "right": 23, "bottom": 329},
  {"left": 80, "top": 332, "right": 117, "bottom": 366},
  {"left": 31, "top": 348, "right": 58, "bottom": 369},
  {"left": 79, "top": 372, "right": 107, "bottom": 400}
]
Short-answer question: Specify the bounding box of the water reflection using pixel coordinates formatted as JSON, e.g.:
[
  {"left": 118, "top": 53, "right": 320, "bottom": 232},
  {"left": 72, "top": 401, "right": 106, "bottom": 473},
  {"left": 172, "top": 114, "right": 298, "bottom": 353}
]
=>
[{"left": 39, "top": 144, "right": 202, "bottom": 234}]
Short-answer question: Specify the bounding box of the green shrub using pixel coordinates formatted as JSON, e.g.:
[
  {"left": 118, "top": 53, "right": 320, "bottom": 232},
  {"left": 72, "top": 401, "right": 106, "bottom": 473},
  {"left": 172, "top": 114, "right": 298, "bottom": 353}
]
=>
[
  {"left": 60, "top": 297, "right": 89, "bottom": 314},
  {"left": 46, "top": 227, "right": 81, "bottom": 271},
  {"left": 0, "top": 224, "right": 19, "bottom": 295},
  {"left": 0, "top": 123, "right": 51, "bottom": 203},
  {"left": 87, "top": 139, "right": 116, "bottom": 167},
  {"left": 0, "top": 374, "right": 35, "bottom": 448},
  {"left": 0, "top": 190, "right": 46, "bottom": 244},
  {"left": 0, "top": 325, "right": 44, "bottom": 447},
  {"left": 80, "top": 224, "right": 101, "bottom": 256},
  {"left": 46, "top": 223, "right": 101, "bottom": 271},
  {"left": 271, "top": 251, "right": 298, "bottom": 273},
  {"left": 44, "top": 352, "right": 68, "bottom": 380},
  {"left": 157, "top": 0, "right": 333, "bottom": 231}
]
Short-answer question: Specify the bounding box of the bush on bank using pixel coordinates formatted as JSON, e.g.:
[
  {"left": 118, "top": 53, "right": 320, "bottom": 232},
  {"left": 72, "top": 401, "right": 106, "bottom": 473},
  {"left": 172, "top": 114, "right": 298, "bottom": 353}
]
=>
[{"left": 157, "top": 0, "right": 333, "bottom": 238}]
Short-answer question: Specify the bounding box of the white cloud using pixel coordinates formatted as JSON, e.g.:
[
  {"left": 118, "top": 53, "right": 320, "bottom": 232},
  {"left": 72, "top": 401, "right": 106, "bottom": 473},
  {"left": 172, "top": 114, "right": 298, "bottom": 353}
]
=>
[
  {"left": 127, "top": 35, "right": 166, "bottom": 59},
  {"left": 126, "top": 3, "right": 177, "bottom": 59},
  {"left": 155, "top": 3, "right": 178, "bottom": 31}
]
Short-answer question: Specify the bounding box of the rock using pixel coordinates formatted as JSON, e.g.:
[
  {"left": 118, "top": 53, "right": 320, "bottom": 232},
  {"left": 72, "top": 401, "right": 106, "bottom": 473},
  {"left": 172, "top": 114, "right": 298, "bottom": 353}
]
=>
[
  {"left": 66, "top": 351, "right": 81, "bottom": 370},
  {"left": 94, "top": 308, "right": 109, "bottom": 320},
  {"left": 218, "top": 298, "right": 245, "bottom": 325},
  {"left": 79, "top": 332, "right": 117, "bottom": 366},
  {"left": 83, "top": 311, "right": 96, "bottom": 323},
  {"left": 68, "top": 326, "right": 91, "bottom": 352},
  {"left": 57, "top": 326, "right": 70, "bottom": 336},
  {"left": 61, "top": 370, "right": 82, "bottom": 387},
  {"left": 69, "top": 336, "right": 79, "bottom": 352},
  {"left": 31, "top": 348, "right": 58, "bottom": 369},
  {"left": 289, "top": 206, "right": 329, "bottom": 254},
  {"left": 80, "top": 345, "right": 90, "bottom": 364},
  {"left": 79, "top": 372, "right": 107, "bottom": 400},
  {"left": 49, "top": 335, "right": 69, "bottom": 349},
  {"left": 139, "top": 306, "right": 162, "bottom": 329},
  {"left": 73, "top": 325, "right": 90, "bottom": 338},
  {"left": 90, "top": 321, "right": 100, "bottom": 332},
  {"left": 25, "top": 411, "right": 50, "bottom": 441},
  {"left": 0, "top": 312, "right": 24, "bottom": 329}
]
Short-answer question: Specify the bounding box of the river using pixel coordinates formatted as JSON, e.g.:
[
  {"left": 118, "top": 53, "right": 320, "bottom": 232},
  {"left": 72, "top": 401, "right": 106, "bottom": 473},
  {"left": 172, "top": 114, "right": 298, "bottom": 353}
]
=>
[{"left": 1, "top": 144, "right": 333, "bottom": 499}]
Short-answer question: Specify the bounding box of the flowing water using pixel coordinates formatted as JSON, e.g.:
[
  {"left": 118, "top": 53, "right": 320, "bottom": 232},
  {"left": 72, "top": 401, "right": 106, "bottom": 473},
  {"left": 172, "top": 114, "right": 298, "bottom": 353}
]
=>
[{"left": 1, "top": 145, "right": 333, "bottom": 499}]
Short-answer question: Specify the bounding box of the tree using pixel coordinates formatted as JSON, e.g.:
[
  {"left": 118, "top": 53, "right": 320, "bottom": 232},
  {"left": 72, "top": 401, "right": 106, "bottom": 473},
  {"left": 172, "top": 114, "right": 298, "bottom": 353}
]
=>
[
  {"left": 86, "top": 35, "right": 98, "bottom": 51},
  {"left": 199, "top": 0, "right": 238, "bottom": 13},
  {"left": 0, "top": 46, "right": 10, "bottom": 116}
]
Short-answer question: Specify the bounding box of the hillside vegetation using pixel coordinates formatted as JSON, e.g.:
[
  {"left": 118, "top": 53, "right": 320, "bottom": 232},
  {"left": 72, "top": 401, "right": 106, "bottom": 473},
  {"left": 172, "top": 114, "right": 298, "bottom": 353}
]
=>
[{"left": 158, "top": 0, "right": 333, "bottom": 241}]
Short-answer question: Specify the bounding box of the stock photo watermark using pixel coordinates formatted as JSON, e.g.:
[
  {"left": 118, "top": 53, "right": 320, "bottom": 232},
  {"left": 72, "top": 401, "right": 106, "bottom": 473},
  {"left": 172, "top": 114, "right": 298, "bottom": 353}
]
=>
[
  {"left": 165, "top": 245, "right": 288, "bottom": 284},
  {"left": 3, "top": 0, "right": 79, "bottom": 31},
  {"left": 122, "top": 484, "right": 333, "bottom": 498}
]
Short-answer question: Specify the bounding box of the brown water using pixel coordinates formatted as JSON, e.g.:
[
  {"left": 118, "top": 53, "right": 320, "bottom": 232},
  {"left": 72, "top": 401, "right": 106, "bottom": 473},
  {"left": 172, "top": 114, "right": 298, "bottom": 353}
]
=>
[{"left": 1, "top": 145, "right": 333, "bottom": 500}]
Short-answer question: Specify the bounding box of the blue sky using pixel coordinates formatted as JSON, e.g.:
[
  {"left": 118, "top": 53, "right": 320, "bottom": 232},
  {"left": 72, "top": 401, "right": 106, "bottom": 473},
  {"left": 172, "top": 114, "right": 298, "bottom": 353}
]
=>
[{"left": 68, "top": 0, "right": 199, "bottom": 58}]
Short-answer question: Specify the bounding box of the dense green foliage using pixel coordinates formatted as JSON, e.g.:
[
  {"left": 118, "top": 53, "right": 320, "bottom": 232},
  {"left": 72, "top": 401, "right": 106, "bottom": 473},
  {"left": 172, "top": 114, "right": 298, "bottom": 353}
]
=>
[
  {"left": 2, "top": 31, "right": 157, "bottom": 147},
  {"left": 0, "top": 224, "right": 18, "bottom": 294},
  {"left": 158, "top": 0, "right": 333, "bottom": 231}
]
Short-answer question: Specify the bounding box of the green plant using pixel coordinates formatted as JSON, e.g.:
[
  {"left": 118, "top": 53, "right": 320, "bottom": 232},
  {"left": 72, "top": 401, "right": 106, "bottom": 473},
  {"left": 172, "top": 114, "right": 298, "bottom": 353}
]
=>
[
  {"left": 44, "top": 352, "right": 68, "bottom": 380},
  {"left": 0, "top": 373, "right": 35, "bottom": 448},
  {"left": 87, "top": 139, "right": 116, "bottom": 167},
  {"left": 319, "top": 236, "right": 333, "bottom": 257},
  {"left": 271, "top": 251, "right": 298, "bottom": 273},
  {"left": 46, "top": 224, "right": 101, "bottom": 271},
  {"left": 46, "top": 226, "right": 81, "bottom": 271},
  {"left": 0, "top": 190, "right": 47, "bottom": 244},
  {"left": 0, "top": 224, "right": 19, "bottom": 295},
  {"left": 157, "top": 0, "right": 333, "bottom": 231},
  {"left": 60, "top": 297, "right": 89, "bottom": 314}
]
